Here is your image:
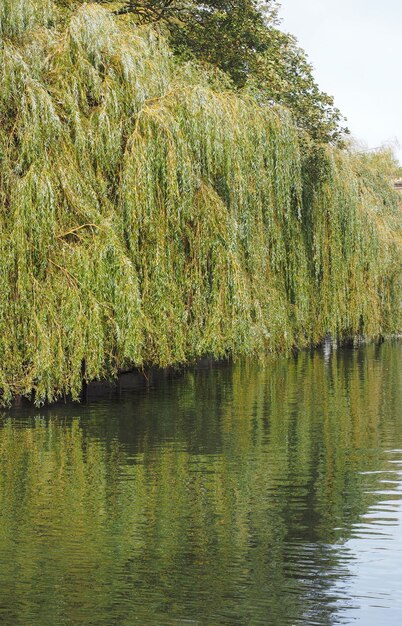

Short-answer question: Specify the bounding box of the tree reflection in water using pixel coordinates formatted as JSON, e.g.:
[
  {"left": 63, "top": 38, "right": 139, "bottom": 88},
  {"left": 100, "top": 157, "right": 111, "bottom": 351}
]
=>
[{"left": 0, "top": 342, "right": 401, "bottom": 625}]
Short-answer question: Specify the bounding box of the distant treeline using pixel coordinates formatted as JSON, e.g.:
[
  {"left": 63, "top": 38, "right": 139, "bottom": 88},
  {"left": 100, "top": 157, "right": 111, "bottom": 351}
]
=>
[{"left": 0, "top": 2, "right": 400, "bottom": 404}]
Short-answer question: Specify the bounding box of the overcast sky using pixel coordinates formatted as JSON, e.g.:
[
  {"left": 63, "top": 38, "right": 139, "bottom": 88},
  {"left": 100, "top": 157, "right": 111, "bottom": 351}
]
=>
[{"left": 279, "top": 0, "right": 402, "bottom": 162}]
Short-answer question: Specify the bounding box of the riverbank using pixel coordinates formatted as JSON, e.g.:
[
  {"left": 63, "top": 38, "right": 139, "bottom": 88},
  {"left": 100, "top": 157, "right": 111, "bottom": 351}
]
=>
[{"left": 8, "top": 335, "right": 401, "bottom": 408}]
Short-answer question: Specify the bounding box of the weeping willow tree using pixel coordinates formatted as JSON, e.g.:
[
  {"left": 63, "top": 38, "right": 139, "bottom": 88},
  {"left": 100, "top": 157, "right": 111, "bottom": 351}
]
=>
[{"left": 0, "top": 2, "right": 400, "bottom": 405}]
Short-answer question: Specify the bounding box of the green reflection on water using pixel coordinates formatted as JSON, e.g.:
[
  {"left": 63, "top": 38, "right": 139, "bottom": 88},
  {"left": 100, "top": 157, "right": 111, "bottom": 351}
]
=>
[{"left": 0, "top": 342, "right": 401, "bottom": 625}]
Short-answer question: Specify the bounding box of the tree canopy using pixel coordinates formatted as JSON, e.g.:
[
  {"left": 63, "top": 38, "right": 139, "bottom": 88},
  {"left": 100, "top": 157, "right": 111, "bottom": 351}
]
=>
[
  {"left": 65, "top": 0, "right": 348, "bottom": 144},
  {"left": 0, "top": 2, "right": 399, "bottom": 404}
]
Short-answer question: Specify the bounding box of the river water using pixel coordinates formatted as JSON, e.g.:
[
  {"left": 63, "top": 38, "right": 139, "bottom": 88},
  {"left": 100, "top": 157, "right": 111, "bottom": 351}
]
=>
[{"left": 0, "top": 342, "right": 401, "bottom": 625}]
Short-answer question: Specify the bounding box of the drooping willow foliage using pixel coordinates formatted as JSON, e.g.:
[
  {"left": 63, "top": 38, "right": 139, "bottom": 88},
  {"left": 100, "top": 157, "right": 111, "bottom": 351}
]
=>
[{"left": 0, "top": 3, "right": 400, "bottom": 404}]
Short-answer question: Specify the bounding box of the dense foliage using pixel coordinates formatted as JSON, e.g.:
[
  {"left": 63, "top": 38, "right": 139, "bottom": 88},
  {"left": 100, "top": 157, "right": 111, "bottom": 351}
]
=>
[
  {"left": 0, "top": 2, "right": 400, "bottom": 404},
  {"left": 58, "top": 0, "right": 348, "bottom": 144}
]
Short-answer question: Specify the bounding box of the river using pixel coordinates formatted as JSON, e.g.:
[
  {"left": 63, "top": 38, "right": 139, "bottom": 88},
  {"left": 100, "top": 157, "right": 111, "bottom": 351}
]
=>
[{"left": 0, "top": 342, "right": 401, "bottom": 625}]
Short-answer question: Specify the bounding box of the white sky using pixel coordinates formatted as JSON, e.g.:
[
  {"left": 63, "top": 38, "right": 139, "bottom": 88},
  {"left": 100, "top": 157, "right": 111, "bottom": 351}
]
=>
[{"left": 278, "top": 0, "right": 402, "bottom": 162}]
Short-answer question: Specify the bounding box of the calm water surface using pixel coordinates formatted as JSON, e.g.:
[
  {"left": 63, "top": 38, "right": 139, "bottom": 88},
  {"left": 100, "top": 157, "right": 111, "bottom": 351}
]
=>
[{"left": 0, "top": 342, "right": 401, "bottom": 625}]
